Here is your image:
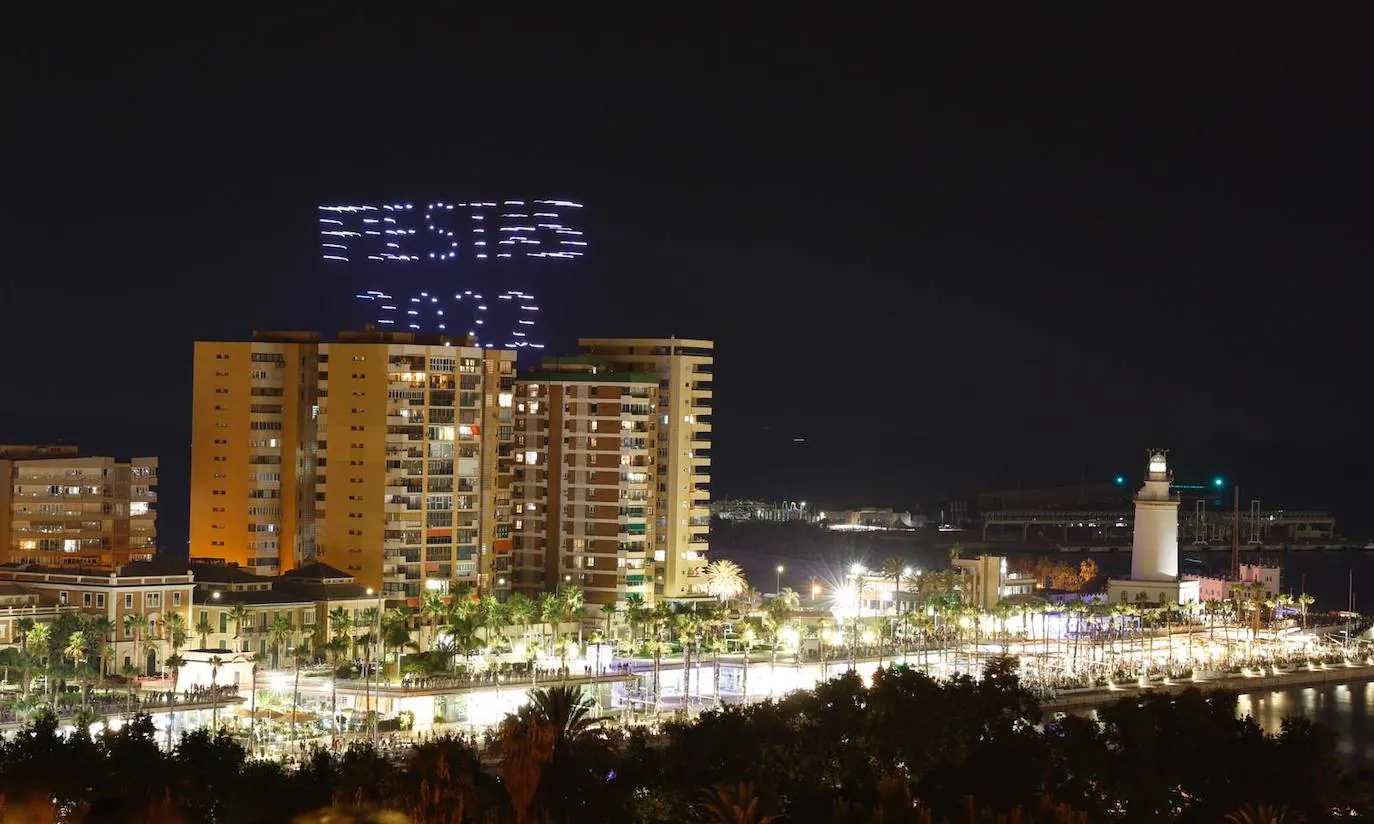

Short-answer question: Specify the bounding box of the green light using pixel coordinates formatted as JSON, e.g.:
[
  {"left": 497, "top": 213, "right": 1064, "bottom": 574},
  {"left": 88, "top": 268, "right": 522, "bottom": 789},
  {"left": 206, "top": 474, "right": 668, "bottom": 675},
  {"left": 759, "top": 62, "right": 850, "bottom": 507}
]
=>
[
  {"left": 1114, "top": 475, "right": 1125, "bottom": 486},
  {"left": 1213, "top": 476, "right": 1225, "bottom": 488}
]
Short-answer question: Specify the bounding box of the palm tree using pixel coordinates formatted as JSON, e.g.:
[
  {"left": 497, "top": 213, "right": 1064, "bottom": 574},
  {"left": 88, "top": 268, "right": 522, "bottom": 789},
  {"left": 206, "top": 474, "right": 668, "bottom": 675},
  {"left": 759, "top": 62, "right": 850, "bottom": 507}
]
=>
[
  {"left": 538, "top": 593, "right": 562, "bottom": 659},
  {"left": 64, "top": 630, "right": 89, "bottom": 713},
  {"left": 649, "top": 602, "right": 671, "bottom": 712},
  {"left": 1224, "top": 803, "right": 1293, "bottom": 824},
  {"left": 624, "top": 593, "right": 650, "bottom": 644},
  {"left": 420, "top": 590, "right": 447, "bottom": 652},
  {"left": 383, "top": 606, "right": 416, "bottom": 675},
  {"left": 763, "top": 590, "right": 798, "bottom": 695},
  {"left": 702, "top": 559, "right": 747, "bottom": 606},
  {"left": 120, "top": 661, "right": 138, "bottom": 714},
  {"left": 359, "top": 606, "right": 381, "bottom": 680},
  {"left": 1298, "top": 592, "right": 1315, "bottom": 632},
  {"left": 209, "top": 655, "right": 223, "bottom": 728},
  {"left": 123, "top": 613, "right": 148, "bottom": 676},
  {"left": 480, "top": 594, "right": 509, "bottom": 650},
  {"left": 694, "top": 782, "right": 779, "bottom": 824},
  {"left": 89, "top": 616, "right": 115, "bottom": 680},
  {"left": 506, "top": 592, "right": 536, "bottom": 653},
  {"left": 268, "top": 613, "right": 294, "bottom": 669},
  {"left": 100, "top": 643, "right": 115, "bottom": 694},
  {"left": 165, "top": 652, "right": 186, "bottom": 697},
  {"left": 228, "top": 603, "right": 252, "bottom": 652},
  {"left": 675, "top": 607, "right": 703, "bottom": 711},
  {"left": 164, "top": 611, "right": 188, "bottom": 657},
  {"left": 560, "top": 587, "right": 586, "bottom": 650},
  {"left": 195, "top": 612, "right": 214, "bottom": 649},
  {"left": 498, "top": 684, "right": 614, "bottom": 823},
  {"left": 16, "top": 618, "right": 36, "bottom": 699},
  {"left": 880, "top": 556, "right": 905, "bottom": 604},
  {"left": 164, "top": 651, "right": 186, "bottom": 750},
  {"left": 328, "top": 606, "right": 353, "bottom": 662}
]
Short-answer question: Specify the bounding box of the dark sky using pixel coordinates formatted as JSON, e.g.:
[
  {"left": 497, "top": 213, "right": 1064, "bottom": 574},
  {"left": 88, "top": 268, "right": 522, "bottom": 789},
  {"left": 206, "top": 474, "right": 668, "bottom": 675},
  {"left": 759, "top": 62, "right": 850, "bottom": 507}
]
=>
[{"left": 2, "top": 10, "right": 1371, "bottom": 551}]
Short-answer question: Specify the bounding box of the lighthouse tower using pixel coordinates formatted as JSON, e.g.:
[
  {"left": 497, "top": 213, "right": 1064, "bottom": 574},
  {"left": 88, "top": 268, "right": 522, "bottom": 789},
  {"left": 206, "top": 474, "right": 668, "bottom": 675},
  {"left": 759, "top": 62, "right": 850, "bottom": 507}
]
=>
[
  {"left": 1107, "top": 449, "right": 1201, "bottom": 606},
  {"left": 1130, "top": 450, "right": 1179, "bottom": 581}
]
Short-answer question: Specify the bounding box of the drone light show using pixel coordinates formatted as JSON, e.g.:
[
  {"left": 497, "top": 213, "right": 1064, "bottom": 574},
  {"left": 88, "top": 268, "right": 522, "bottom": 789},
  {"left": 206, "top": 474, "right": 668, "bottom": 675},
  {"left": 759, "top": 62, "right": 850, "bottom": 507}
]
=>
[{"left": 319, "top": 199, "right": 586, "bottom": 351}]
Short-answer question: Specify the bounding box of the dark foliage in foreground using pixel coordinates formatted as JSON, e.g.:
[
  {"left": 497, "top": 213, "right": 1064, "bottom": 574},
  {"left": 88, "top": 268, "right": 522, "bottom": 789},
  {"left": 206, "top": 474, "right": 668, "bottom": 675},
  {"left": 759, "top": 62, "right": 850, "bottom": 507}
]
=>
[{"left": 0, "top": 661, "right": 1359, "bottom": 822}]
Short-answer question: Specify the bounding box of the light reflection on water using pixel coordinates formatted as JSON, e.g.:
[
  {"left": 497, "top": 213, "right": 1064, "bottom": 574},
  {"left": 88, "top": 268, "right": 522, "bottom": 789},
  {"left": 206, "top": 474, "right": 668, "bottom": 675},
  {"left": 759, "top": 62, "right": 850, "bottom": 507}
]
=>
[
  {"left": 1232, "top": 679, "right": 1374, "bottom": 767},
  {"left": 1077, "top": 680, "right": 1374, "bottom": 767}
]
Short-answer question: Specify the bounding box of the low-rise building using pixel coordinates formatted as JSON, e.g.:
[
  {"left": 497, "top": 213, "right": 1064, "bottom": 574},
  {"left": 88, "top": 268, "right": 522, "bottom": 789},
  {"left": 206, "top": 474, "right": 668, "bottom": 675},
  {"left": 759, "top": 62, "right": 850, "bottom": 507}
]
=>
[
  {"left": 0, "top": 583, "right": 81, "bottom": 647},
  {"left": 125, "top": 559, "right": 376, "bottom": 668},
  {"left": 0, "top": 562, "right": 193, "bottom": 675},
  {"left": 954, "top": 555, "right": 1037, "bottom": 610},
  {"left": 1187, "top": 563, "right": 1282, "bottom": 603}
]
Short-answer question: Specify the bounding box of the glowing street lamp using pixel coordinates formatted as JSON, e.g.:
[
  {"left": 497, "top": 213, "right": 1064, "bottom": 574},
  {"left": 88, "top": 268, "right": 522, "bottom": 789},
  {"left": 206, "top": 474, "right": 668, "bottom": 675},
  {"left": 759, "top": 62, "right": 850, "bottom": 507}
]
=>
[
  {"left": 835, "top": 584, "right": 857, "bottom": 607},
  {"left": 776, "top": 564, "right": 785, "bottom": 596}
]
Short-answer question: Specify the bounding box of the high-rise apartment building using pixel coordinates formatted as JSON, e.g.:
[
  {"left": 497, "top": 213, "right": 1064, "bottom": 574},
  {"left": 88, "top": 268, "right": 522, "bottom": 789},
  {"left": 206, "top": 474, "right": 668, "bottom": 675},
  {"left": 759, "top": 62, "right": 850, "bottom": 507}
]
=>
[
  {"left": 315, "top": 331, "right": 516, "bottom": 599},
  {"left": 511, "top": 358, "right": 658, "bottom": 607},
  {"left": 191, "top": 330, "right": 517, "bottom": 600},
  {"left": 572, "top": 339, "right": 712, "bottom": 599},
  {"left": 190, "top": 333, "right": 321, "bottom": 575},
  {"left": 0, "top": 445, "right": 157, "bottom": 569}
]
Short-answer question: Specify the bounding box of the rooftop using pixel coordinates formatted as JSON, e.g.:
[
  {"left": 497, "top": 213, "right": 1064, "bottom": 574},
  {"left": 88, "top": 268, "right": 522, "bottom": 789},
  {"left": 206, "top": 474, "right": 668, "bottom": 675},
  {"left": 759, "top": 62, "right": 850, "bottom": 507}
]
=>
[
  {"left": 0, "top": 445, "right": 81, "bottom": 460},
  {"left": 279, "top": 561, "right": 355, "bottom": 584},
  {"left": 122, "top": 558, "right": 264, "bottom": 584},
  {"left": 0, "top": 563, "right": 190, "bottom": 583}
]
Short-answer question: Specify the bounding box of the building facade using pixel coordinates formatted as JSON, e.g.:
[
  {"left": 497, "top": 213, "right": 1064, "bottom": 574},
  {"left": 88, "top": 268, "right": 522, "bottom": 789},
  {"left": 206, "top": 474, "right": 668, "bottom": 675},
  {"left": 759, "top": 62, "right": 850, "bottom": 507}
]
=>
[
  {"left": 190, "top": 333, "right": 321, "bottom": 575},
  {"left": 577, "top": 339, "right": 712, "bottom": 599},
  {"left": 0, "top": 563, "right": 193, "bottom": 675},
  {"left": 316, "top": 331, "right": 516, "bottom": 599},
  {"left": 1188, "top": 564, "right": 1282, "bottom": 603},
  {"left": 0, "top": 446, "right": 157, "bottom": 569},
  {"left": 511, "top": 358, "right": 658, "bottom": 607},
  {"left": 168, "top": 561, "right": 375, "bottom": 665},
  {"left": 191, "top": 331, "right": 517, "bottom": 601},
  {"left": 953, "top": 556, "right": 1037, "bottom": 610}
]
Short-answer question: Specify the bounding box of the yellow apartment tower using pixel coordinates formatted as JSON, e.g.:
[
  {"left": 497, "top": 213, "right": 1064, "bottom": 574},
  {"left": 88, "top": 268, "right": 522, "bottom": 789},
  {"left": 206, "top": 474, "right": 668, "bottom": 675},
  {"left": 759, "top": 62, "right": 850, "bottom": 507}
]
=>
[
  {"left": 191, "top": 330, "right": 516, "bottom": 600},
  {"left": 511, "top": 358, "right": 658, "bottom": 607},
  {"left": 576, "top": 339, "right": 712, "bottom": 599},
  {"left": 190, "top": 333, "right": 321, "bottom": 575},
  {"left": 316, "top": 330, "right": 516, "bottom": 601},
  {"left": 0, "top": 445, "right": 158, "bottom": 569}
]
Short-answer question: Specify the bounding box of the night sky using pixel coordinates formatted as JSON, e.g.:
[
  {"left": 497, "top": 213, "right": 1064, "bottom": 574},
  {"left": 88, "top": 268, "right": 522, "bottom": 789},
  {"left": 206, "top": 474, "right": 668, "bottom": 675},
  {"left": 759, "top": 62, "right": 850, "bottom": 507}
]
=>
[{"left": 2, "top": 11, "right": 1370, "bottom": 554}]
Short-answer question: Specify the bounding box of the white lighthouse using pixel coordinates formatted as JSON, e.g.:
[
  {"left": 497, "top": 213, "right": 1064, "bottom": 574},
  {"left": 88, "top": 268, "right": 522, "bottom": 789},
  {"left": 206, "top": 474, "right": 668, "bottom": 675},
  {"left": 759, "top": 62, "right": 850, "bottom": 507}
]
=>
[{"left": 1107, "top": 449, "right": 1201, "bottom": 606}]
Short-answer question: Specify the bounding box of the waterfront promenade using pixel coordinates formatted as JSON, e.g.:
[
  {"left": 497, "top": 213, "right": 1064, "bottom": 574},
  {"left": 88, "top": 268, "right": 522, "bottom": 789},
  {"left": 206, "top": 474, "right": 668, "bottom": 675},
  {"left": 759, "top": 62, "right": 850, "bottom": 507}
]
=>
[{"left": 1042, "top": 660, "right": 1374, "bottom": 712}]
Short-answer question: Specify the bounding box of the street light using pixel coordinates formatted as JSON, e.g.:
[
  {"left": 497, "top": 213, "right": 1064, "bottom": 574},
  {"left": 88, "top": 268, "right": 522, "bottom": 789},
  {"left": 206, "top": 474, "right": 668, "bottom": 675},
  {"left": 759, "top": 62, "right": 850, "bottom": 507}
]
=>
[
  {"left": 775, "top": 565, "right": 785, "bottom": 596},
  {"left": 365, "top": 587, "right": 383, "bottom": 745}
]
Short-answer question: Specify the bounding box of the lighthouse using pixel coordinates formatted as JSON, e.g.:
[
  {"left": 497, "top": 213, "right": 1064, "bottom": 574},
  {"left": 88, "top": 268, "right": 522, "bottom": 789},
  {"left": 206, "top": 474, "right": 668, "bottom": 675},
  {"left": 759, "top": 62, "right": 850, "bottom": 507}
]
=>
[
  {"left": 1107, "top": 449, "right": 1201, "bottom": 606},
  {"left": 1130, "top": 450, "right": 1179, "bottom": 581}
]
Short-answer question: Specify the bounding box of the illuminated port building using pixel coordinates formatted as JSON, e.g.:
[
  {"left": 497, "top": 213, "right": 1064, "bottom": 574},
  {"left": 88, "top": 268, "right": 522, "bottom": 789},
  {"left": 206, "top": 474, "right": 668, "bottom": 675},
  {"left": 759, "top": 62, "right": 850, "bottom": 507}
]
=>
[{"left": 318, "top": 199, "right": 586, "bottom": 352}]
